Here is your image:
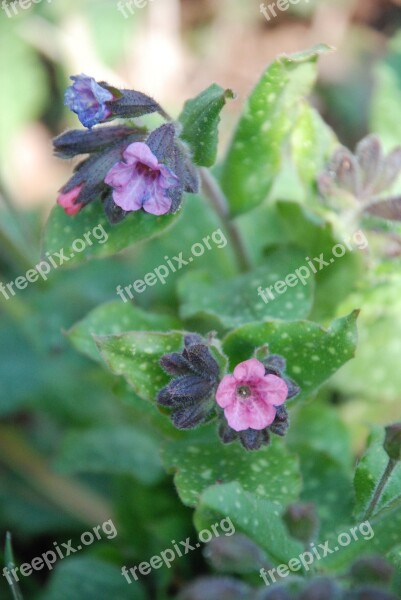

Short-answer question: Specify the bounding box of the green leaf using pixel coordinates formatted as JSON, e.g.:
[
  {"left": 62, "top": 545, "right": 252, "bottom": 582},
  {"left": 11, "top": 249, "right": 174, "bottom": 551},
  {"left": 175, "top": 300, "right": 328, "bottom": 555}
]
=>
[
  {"left": 223, "top": 312, "right": 359, "bottom": 402},
  {"left": 41, "top": 557, "right": 145, "bottom": 600},
  {"left": 354, "top": 427, "right": 401, "bottom": 521},
  {"left": 179, "top": 84, "right": 235, "bottom": 167},
  {"left": 178, "top": 247, "right": 315, "bottom": 328},
  {"left": 163, "top": 436, "right": 301, "bottom": 507},
  {"left": 96, "top": 331, "right": 227, "bottom": 403},
  {"left": 323, "top": 503, "right": 401, "bottom": 571},
  {"left": 332, "top": 276, "right": 401, "bottom": 406},
  {"left": 53, "top": 426, "right": 164, "bottom": 485},
  {"left": 291, "top": 104, "right": 337, "bottom": 192},
  {"left": 68, "top": 301, "right": 180, "bottom": 362},
  {"left": 220, "top": 44, "right": 333, "bottom": 215},
  {"left": 288, "top": 405, "right": 354, "bottom": 536},
  {"left": 288, "top": 402, "right": 353, "bottom": 470},
  {"left": 297, "top": 447, "right": 354, "bottom": 536},
  {"left": 195, "top": 482, "right": 303, "bottom": 565},
  {"left": 96, "top": 331, "right": 183, "bottom": 402},
  {"left": 274, "top": 201, "right": 364, "bottom": 321},
  {"left": 42, "top": 201, "right": 180, "bottom": 266}
]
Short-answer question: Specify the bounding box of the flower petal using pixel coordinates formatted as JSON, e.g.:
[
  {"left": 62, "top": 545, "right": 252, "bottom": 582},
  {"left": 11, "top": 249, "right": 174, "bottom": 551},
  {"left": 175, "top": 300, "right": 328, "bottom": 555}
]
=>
[
  {"left": 112, "top": 176, "right": 148, "bottom": 212},
  {"left": 247, "top": 398, "right": 276, "bottom": 429},
  {"left": 57, "top": 184, "right": 84, "bottom": 215},
  {"left": 257, "top": 374, "right": 288, "bottom": 406},
  {"left": 142, "top": 186, "right": 172, "bottom": 215},
  {"left": 224, "top": 395, "right": 277, "bottom": 432},
  {"left": 223, "top": 400, "right": 250, "bottom": 431},
  {"left": 104, "top": 161, "right": 133, "bottom": 189},
  {"left": 215, "top": 375, "right": 237, "bottom": 408},
  {"left": 233, "top": 358, "right": 265, "bottom": 382},
  {"left": 89, "top": 77, "right": 113, "bottom": 103},
  {"left": 123, "top": 142, "right": 159, "bottom": 168}
]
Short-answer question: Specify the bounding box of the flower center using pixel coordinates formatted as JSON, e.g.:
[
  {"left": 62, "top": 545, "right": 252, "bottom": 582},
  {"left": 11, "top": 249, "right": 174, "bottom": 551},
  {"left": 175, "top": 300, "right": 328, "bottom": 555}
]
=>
[
  {"left": 237, "top": 385, "right": 252, "bottom": 399},
  {"left": 136, "top": 162, "right": 158, "bottom": 181}
]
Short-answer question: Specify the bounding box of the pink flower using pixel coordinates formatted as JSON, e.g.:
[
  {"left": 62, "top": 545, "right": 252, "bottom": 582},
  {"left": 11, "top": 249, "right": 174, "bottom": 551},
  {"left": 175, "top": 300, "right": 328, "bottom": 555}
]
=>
[
  {"left": 57, "top": 184, "right": 84, "bottom": 216},
  {"left": 104, "top": 142, "right": 179, "bottom": 215},
  {"left": 216, "top": 358, "right": 288, "bottom": 432}
]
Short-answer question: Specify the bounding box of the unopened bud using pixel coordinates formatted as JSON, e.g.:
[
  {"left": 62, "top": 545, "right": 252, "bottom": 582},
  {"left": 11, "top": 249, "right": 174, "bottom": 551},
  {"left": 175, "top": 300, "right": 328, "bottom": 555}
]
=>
[
  {"left": 384, "top": 423, "right": 401, "bottom": 461},
  {"left": 350, "top": 555, "right": 394, "bottom": 585},
  {"left": 299, "top": 578, "right": 341, "bottom": 600},
  {"left": 283, "top": 502, "right": 319, "bottom": 544},
  {"left": 344, "top": 586, "right": 398, "bottom": 600},
  {"left": 203, "top": 533, "right": 267, "bottom": 574},
  {"left": 178, "top": 576, "right": 252, "bottom": 600}
]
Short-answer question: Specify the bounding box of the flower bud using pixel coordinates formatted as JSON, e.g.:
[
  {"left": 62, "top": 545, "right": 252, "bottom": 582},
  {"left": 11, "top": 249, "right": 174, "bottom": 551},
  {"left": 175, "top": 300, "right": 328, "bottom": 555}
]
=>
[
  {"left": 57, "top": 184, "right": 84, "bottom": 216},
  {"left": 283, "top": 502, "right": 319, "bottom": 544},
  {"left": 53, "top": 125, "right": 145, "bottom": 158},
  {"left": 178, "top": 576, "right": 252, "bottom": 600},
  {"left": 64, "top": 74, "right": 167, "bottom": 128},
  {"left": 203, "top": 533, "right": 267, "bottom": 574},
  {"left": 157, "top": 334, "right": 220, "bottom": 430},
  {"left": 350, "top": 555, "right": 394, "bottom": 585},
  {"left": 299, "top": 578, "right": 341, "bottom": 600},
  {"left": 344, "top": 587, "right": 398, "bottom": 600},
  {"left": 255, "top": 585, "right": 295, "bottom": 600},
  {"left": 384, "top": 423, "right": 401, "bottom": 461}
]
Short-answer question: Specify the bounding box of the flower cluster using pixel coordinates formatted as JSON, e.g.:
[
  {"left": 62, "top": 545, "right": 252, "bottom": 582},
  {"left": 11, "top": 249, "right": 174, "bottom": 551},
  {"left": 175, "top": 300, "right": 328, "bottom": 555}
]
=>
[
  {"left": 158, "top": 337, "right": 299, "bottom": 451},
  {"left": 55, "top": 74, "right": 199, "bottom": 222},
  {"left": 158, "top": 334, "right": 220, "bottom": 429}
]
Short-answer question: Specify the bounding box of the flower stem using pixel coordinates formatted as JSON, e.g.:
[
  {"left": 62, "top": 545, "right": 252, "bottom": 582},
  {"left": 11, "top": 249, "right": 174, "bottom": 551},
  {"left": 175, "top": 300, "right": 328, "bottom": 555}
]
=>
[
  {"left": 0, "top": 425, "right": 114, "bottom": 527},
  {"left": 5, "top": 532, "right": 24, "bottom": 600},
  {"left": 199, "top": 168, "right": 251, "bottom": 272},
  {"left": 363, "top": 457, "right": 398, "bottom": 521}
]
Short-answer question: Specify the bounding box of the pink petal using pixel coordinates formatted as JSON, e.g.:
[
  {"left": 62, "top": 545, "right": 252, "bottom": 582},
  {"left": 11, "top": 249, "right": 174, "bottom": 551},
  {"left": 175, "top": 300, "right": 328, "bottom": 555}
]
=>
[
  {"left": 216, "top": 375, "right": 237, "bottom": 408},
  {"left": 104, "top": 161, "right": 133, "bottom": 189},
  {"left": 57, "top": 184, "right": 83, "bottom": 207},
  {"left": 143, "top": 187, "right": 172, "bottom": 215},
  {"left": 224, "top": 397, "right": 276, "bottom": 431},
  {"left": 123, "top": 142, "right": 159, "bottom": 168},
  {"left": 223, "top": 399, "right": 252, "bottom": 431},
  {"left": 64, "top": 203, "right": 83, "bottom": 216},
  {"left": 245, "top": 398, "right": 277, "bottom": 430},
  {"left": 257, "top": 375, "right": 288, "bottom": 406},
  {"left": 233, "top": 358, "right": 266, "bottom": 382},
  {"left": 112, "top": 177, "right": 148, "bottom": 212}
]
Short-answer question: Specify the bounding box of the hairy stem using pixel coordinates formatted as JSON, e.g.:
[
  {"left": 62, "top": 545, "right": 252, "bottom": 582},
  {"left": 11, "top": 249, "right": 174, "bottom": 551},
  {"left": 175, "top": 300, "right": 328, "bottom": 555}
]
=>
[
  {"left": 199, "top": 168, "right": 251, "bottom": 272},
  {"left": 0, "top": 426, "right": 114, "bottom": 527},
  {"left": 363, "top": 457, "right": 398, "bottom": 521},
  {"left": 4, "top": 532, "right": 24, "bottom": 600}
]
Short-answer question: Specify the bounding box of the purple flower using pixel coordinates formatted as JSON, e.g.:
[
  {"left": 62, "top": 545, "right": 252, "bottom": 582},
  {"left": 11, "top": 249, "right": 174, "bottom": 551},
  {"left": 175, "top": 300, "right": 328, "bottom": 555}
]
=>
[
  {"left": 104, "top": 142, "right": 179, "bottom": 215},
  {"left": 65, "top": 74, "right": 114, "bottom": 128}
]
